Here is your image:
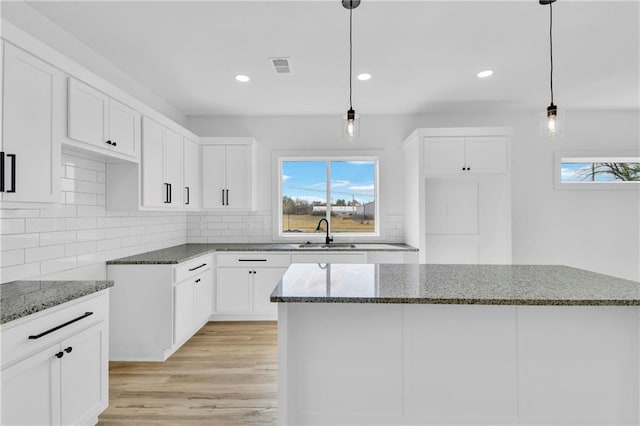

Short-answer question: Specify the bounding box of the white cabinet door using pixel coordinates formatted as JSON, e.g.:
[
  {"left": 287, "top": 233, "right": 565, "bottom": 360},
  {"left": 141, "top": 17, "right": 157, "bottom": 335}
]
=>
[
  {"left": 183, "top": 138, "right": 201, "bottom": 209},
  {"left": 465, "top": 136, "right": 508, "bottom": 173},
  {"left": 141, "top": 117, "right": 166, "bottom": 208},
  {"left": 226, "top": 145, "right": 250, "bottom": 209},
  {"left": 194, "top": 271, "right": 214, "bottom": 325},
  {"left": 1, "top": 344, "right": 61, "bottom": 426},
  {"left": 2, "top": 42, "right": 62, "bottom": 204},
  {"left": 60, "top": 323, "right": 108, "bottom": 426},
  {"left": 68, "top": 78, "right": 107, "bottom": 148},
  {"left": 216, "top": 268, "right": 252, "bottom": 313},
  {"left": 108, "top": 99, "right": 140, "bottom": 158},
  {"left": 253, "top": 268, "right": 286, "bottom": 315},
  {"left": 174, "top": 279, "right": 195, "bottom": 345},
  {"left": 201, "top": 145, "right": 226, "bottom": 208},
  {"left": 164, "top": 129, "right": 183, "bottom": 207},
  {"left": 424, "top": 137, "right": 466, "bottom": 174}
]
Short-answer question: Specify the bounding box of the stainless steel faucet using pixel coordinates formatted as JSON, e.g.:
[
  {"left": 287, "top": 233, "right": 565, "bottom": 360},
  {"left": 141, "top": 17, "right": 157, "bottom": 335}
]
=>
[{"left": 315, "top": 218, "right": 333, "bottom": 245}]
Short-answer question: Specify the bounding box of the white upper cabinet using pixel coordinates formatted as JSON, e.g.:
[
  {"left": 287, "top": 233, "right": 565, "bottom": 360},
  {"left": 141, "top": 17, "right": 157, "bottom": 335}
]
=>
[
  {"left": 183, "top": 138, "right": 201, "bottom": 209},
  {"left": 424, "top": 136, "right": 508, "bottom": 174},
  {"left": 201, "top": 138, "right": 255, "bottom": 210},
  {"left": 68, "top": 78, "right": 140, "bottom": 160},
  {"left": 1, "top": 42, "right": 62, "bottom": 206},
  {"left": 141, "top": 117, "right": 183, "bottom": 209}
]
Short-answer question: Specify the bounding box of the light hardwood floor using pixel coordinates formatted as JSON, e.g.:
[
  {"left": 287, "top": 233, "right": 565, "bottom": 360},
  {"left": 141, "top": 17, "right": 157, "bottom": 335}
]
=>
[{"left": 98, "top": 321, "right": 278, "bottom": 425}]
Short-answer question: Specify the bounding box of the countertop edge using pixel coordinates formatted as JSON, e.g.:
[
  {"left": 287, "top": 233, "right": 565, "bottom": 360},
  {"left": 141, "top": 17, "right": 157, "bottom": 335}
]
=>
[
  {"left": 106, "top": 243, "right": 418, "bottom": 265},
  {"left": 1, "top": 281, "right": 114, "bottom": 325},
  {"left": 270, "top": 296, "right": 640, "bottom": 306}
]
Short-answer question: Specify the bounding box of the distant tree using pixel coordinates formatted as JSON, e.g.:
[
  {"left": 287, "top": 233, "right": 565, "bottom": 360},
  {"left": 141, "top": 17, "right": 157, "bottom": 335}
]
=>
[
  {"left": 577, "top": 162, "right": 640, "bottom": 182},
  {"left": 335, "top": 199, "right": 346, "bottom": 206}
]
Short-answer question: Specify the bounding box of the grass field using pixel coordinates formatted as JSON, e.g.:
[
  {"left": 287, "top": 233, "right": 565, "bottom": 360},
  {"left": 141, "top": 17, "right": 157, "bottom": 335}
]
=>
[{"left": 282, "top": 214, "right": 374, "bottom": 233}]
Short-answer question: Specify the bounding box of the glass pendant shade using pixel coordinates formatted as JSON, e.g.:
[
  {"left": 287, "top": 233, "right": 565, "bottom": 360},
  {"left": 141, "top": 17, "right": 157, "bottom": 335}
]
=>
[
  {"left": 540, "top": 103, "right": 564, "bottom": 137},
  {"left": 343, "top": 108, "right": 359, "bottom": 141}
]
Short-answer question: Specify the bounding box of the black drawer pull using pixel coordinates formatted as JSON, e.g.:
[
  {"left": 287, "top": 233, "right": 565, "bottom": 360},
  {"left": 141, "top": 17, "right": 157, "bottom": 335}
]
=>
[
  {"left": 0, "top": 151, "right": 5, "bottom": 192},
  {"left": 6, "top": 154, "right": 16, "bottom": 193},
  {"left": 164, "top": 183, "right": 170, "bottom": 203},
  {"left": 188, "top": 263, "right": 207, "bottom": 271},
  {"left": 55, "top": 351, "right": 64, "bottom": 359},
  {"left": 195, "top": 278, "right": 201, "bottom": 283},
  {"left": 185, "top": 186, "right": 190, "bottom": 205},
  {"left": 64, "top": 346, "right": 73, "bottom": 353},
  {"left": 238, "top": 259, "right": 267, "bottom": 262},
  {"left": 29, "top": 312, "right": 94, "bottom": 340}
]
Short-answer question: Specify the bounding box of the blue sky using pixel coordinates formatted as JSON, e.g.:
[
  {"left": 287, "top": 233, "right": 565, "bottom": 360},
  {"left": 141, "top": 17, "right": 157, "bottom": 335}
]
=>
[
  {"left": 561, "top": 162, "right": 639, "bottom": 182},
  {"left": 282, "top": 161, "right": 375, "bottom": 204}
]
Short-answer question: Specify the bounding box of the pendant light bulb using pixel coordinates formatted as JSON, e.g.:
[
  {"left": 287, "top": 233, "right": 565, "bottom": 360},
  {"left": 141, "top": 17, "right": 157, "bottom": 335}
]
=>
[
  {"left": 547, "top": 103, "right": 557, "bottom": 134},
  {"left": 344, "top": 108, "right": 359, "bottom": 141}
]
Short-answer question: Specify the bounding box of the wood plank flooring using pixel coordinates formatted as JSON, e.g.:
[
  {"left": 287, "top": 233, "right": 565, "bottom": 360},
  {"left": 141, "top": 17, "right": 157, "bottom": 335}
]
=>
[{"left": 98, "top": 321, "right": 278, "bottom": 425}]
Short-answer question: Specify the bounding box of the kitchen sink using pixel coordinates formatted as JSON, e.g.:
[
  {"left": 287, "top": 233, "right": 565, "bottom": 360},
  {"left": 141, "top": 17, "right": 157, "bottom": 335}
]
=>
[{"left": 297, "top": 243, "right": 357, "bottom": 249}]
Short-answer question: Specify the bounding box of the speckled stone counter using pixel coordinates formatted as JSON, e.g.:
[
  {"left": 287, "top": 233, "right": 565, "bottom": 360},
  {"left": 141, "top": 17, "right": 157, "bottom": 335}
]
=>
[
  {"left": 0, "top": 280, "right": 114, "bottom": 324},
  {"left": 106, "top": 243, "right": 417, "bottom": 265},
  {"left": 271, "top": 263, "right": 640, "bottom": 306}
]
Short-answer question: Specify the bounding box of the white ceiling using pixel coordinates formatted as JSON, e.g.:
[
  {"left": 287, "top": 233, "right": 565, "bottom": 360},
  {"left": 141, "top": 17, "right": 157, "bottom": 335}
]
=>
[{"left": 24, "top": 0, "right": 640, "bottom": 116}]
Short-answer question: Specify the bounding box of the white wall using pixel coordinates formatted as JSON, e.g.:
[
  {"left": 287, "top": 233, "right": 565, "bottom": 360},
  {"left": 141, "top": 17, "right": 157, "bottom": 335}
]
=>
[
  {"left": 188, "top": 110, "right": 640, "bottom": 281},
  {"left": 0, "top": 151, "right": 187, "bottom": 283}
]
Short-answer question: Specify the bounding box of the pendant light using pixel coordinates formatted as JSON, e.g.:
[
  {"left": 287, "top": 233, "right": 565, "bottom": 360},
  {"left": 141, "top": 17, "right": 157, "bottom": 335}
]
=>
[
  {"left": 540, "top": 0, "right": 563, "bottom": 136},
  {"left": 342, "top": 0, "right": 360, "bottom": 141}
]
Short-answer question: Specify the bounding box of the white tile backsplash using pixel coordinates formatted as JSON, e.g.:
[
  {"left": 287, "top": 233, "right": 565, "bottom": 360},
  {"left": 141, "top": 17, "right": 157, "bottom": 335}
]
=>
[{"left": 0, "top": 152, "right": 187, "bottom": 283}]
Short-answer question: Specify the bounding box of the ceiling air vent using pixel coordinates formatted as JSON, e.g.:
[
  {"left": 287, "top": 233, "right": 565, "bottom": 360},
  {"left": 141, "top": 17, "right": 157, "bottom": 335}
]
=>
[{"left": 270, "top": 57, "right": 292, "bottom": 74}]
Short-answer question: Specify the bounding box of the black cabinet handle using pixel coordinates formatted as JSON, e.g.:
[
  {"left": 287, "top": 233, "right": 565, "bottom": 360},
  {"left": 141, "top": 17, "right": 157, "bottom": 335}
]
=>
[
  {"left": 55, "top": 351, "right": 64, "bottom": 359},
  {"left": 106, "top": 140, "right": 112, "bottom": 145},
  {"left": 64, "top": 346, "right": 73, "bottom": 353},
  {"left": 225, "top": 189, "right": 229, "bottom": 206},
  {"left": 467, "top": 167, "right": 471, "bottom": 171},
  {"left": 195, "top": 278, "right": 201, "bottom": 283},
  {"left": 238, "top": 259, "right": 267, "bottom": 262},
  {"left": 188, "top": 263, "right": 207, "bottom": 271},
  {"left": 29, "top": 312, "right": 94, "bottom": 340},
  {"left": 168, "top": 183, "right": 172, "bottom": 203},
  {"left": 164, "top": 183, "right": 170, "bottom": 203},
  {"left": 0, "top": 151, "right": 5, "bottom": 192},
  {"left": 221, "top": 189, "right": 224, "bottom": 206},
  {"left": 6, "top": 154, "right": 15, "bottom": 193},
  {"left": 185, "top": 187, "right": 190, "bottom": 205},
  {"left": 112, "top": 141, "right": 117, "bottom": 147}
]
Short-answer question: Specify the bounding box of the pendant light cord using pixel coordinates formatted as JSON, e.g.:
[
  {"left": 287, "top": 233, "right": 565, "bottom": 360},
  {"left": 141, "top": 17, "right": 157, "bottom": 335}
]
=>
[
  {"left": 549, "top": 2, "right": 554, "bottom": 105},
  {"left": 349, "top": 4, "right": 353, "bottom": 109}
]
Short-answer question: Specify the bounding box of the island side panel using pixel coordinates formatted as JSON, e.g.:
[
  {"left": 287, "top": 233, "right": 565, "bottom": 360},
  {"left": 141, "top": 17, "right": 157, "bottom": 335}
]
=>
[
  {"left": 279, "top": 303, "right": 640, "bottom": 425},
  {"left": 282, "top": 303, "right": 404, "bottom": 425},
  {"left": 403, "top": 304, "right": 519, "bottom": 422},
  {"left": 517, "top": 305, "right": 640, "bottom": 424}
]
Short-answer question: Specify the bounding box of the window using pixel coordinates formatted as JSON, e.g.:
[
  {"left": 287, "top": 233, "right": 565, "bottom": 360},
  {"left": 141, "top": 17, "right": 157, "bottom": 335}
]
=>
[
  {"left": 279, "top": 158, "right": 378, "bottom": 236},
  {"left": 555, "top": 152, "right": 640, "bottom": 189}
]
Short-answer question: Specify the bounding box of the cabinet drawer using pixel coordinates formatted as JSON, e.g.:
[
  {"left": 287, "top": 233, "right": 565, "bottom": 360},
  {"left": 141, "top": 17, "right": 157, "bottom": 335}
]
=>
[
  {"left": 174, "top": 254, "right": 214, "bottom": 283},
  {"left": 291, "top": 253, "right": 367, "bottom": 264},
  {"left": 216, "top": 253, "right": 291, "bottom": 268},
  {"left": 1, "top": 291, "right": 108, "bottom": 368}
]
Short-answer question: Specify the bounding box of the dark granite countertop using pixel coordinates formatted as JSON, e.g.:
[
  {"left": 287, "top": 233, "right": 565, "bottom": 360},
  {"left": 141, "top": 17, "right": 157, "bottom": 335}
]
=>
[
  {"left": 0, "top": 280, "right": 114, "bottom": 324},
  {"left": 271, "top": 264, "right": 640, "bottom": 306},
  {"left": 107, "top": 243, "right": 417, "bottom": 265}
]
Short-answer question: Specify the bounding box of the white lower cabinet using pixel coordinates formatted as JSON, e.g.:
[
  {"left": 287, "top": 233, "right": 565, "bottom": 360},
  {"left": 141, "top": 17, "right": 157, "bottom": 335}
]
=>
[
  {"left": 107, "top": 254, "right": 214, "bottom": 361},
  {"left": 214, "top": 253, "right": 290, "bottom": 320},
  {"left": 174, "top": 267, "right": 213, "bottom": 345},
  {"left": 0, "top": 291, "right": 109, "bottom": 426}
]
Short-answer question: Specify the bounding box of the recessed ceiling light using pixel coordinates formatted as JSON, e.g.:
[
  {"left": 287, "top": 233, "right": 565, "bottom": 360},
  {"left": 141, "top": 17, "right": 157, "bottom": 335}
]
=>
[
  {"left": 357, "top": 73, "right": 372, "bottom": 81},
  {"left": 235, "top": 74, "right": 250, "bottom": 82},
  {"left": 477, "top": 70, "right": 493, "bottom": 79}
]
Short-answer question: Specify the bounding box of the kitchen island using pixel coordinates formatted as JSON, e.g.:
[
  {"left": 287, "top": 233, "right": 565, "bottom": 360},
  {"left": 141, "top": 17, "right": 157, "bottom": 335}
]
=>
[{"left": 271, "top": 264, "right": 640, "bottom": 425}]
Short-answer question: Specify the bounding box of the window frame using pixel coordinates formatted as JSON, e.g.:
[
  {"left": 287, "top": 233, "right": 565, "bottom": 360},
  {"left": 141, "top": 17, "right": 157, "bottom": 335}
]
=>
[
  {"left": 274, "top": 153, "right": 380, "bottom": 240},
  {"left": 554, "top": 151, "right": 640, "bottom": 190}
]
